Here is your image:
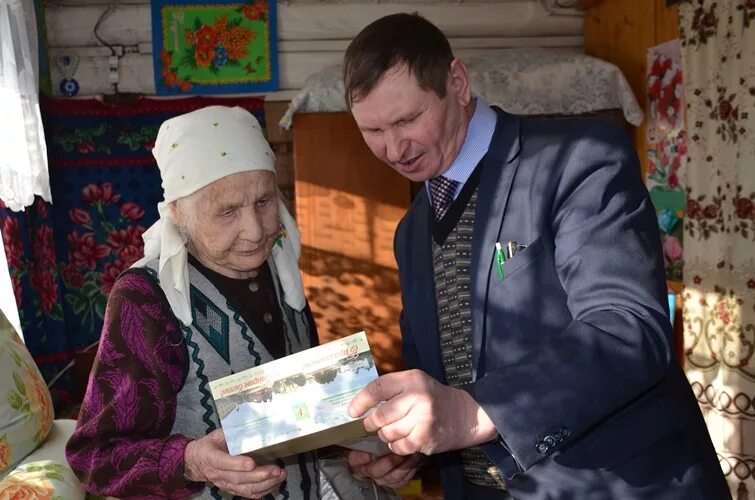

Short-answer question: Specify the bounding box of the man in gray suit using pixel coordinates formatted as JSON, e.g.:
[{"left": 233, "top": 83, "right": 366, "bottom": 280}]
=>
[{"left": 343, "top": 12, "right": 730, "bottom": 500}]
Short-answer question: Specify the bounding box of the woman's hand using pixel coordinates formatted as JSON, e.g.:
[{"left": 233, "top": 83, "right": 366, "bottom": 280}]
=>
[
  {"left": 184, "top": 429, "right": 286, "bottom": 498},
  {"left": 345, "top": 450, "right": 421, "bottom": 490}
]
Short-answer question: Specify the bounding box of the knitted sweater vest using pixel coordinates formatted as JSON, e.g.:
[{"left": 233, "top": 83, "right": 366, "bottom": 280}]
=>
[
  {"left": 143, "top": 259, "right": 320, "bottom": 500},
  {"left": 431, "top": 190, "right": 506, "bottom": 490}
]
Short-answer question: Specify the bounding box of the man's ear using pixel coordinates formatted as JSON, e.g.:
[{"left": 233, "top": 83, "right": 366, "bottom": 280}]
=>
[{"left": 448, "top": 58, "right": 472, "bottom": 106}]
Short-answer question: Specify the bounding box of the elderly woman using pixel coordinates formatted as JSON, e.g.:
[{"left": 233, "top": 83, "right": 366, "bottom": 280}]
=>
[{"left": 65, "top": 106, "right": 386, "bottom": 499}]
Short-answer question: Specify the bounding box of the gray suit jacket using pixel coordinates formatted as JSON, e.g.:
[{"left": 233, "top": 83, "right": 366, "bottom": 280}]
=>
[{"left": 393, "top": 109, "right": 729, "bottom": 499}]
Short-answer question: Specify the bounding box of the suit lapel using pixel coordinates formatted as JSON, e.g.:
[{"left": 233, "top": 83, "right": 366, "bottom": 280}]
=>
[{"left": 470, "top": 109, "right": 522, "bottom": 380}]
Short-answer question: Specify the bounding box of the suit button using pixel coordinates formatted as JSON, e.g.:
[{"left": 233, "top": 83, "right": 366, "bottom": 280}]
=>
[
  {"left": 536, "top": 442, "right": 549, "bottom": 455},
  {"left": 544, "top": 435, "right": 556, "bottom": 447},
  {"left": 560, "top": 426, "right": 570, "bottom": 438}
]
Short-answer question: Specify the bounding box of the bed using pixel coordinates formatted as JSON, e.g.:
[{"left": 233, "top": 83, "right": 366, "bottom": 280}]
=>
[{"left": 283, "top": 49, "right": 644, "bottom": 373}]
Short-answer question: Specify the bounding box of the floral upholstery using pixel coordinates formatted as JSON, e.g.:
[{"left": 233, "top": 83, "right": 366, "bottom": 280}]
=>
[
  {"left": 0, "top": 312, "right": 53, "bottom": 475},
  {"left": 0, "top": 421, "right": 85, "bottom": 500},
  {"left": 0, "top": 309, "right": 84, "bottom": 498}
]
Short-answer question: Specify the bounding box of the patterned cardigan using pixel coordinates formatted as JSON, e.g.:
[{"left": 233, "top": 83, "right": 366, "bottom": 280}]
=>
[{"left": 66, "top": 270, "right": 205, "bottom": 498}]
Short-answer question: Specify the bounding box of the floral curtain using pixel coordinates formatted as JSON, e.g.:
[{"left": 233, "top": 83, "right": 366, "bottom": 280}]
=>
[
  {"left": 679, "top": 1, "right": 755, "bottom": 498},
  {"left": 0, "top": 0, "right": 50, "bottom": 341},
  {"left": 0, "top": 96, "right": 265, "bottom": 410}
]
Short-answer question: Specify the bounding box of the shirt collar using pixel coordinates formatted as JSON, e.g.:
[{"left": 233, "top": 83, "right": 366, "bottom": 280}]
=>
[{"left": 426, "top": 99, "right": 497, "bottom": 198}]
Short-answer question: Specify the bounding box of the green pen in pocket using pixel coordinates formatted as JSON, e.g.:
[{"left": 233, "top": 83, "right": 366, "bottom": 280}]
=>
[{"left": 495, "top": 242, "right": 506, "bottom": 280}]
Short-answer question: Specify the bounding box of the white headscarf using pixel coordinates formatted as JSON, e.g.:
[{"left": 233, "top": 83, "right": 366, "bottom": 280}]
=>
[{"left": 133, "top": 105, "right": 306, "bottom": 325}]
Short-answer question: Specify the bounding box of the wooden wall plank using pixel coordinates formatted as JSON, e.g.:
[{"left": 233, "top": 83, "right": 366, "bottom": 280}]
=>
[
  {"left": 46, "top": 4, "right": 150, "bottom": 47},
  {"left": 584, "top": 0, "right": 680, "bottom": 181},
  {"left": 292, "top": 112, "right": 411, "bottom": 373},
  {"left": 655, "top": 1, "right": 680, "bottom": 43},
  {"left": 46, "top": 1, "right": 584, "bottom": 97},
  {"left": 48, "top": 45, "right": 583, "bottom": 97},
  {"left": 278, "top": 2, "right": 582, "bottom": 39},
  {"left": 45, "top": 2, "right": 582, "bottom": 47}
]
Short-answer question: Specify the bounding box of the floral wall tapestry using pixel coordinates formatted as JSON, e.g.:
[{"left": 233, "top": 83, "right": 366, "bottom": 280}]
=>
[
  {"left": 151, "top": 0, "right": 278, "bottom": 95},
  {"left": 0, "top": 96, "right": 265, "bottom": 408},
  {"left": 646, "top": 39, "right": 686, "bottom": 282},
  {"left": 679, "top": 1, "right": 754, "bottom": 498}
]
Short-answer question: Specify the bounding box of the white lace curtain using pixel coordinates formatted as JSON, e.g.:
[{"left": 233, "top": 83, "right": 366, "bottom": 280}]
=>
[
  {"left": 0, "top": 0, "right": 47, "bottom": 338},
  {"left": 0, "top": 0, "right": 50, "bottom": 212}
]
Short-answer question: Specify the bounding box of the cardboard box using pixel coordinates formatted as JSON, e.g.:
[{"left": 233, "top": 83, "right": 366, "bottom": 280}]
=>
[{"left": 209, "top": 331, "right": 378, "bottom": 459}]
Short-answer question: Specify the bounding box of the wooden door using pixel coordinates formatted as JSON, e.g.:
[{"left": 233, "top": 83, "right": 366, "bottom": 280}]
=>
[{"left": 293, "top": 112, "right": 412, "bottom": 374}]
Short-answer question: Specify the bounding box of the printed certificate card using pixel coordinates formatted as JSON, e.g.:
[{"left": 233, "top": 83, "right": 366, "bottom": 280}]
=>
[{"left": 209, "top": 331, "right": 378, "bottom": 459}]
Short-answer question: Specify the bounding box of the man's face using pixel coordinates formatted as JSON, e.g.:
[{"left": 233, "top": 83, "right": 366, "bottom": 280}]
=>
[
  {"left": 351, "top": 62, "right": 471, "bottom": 182},
  {"left": 183, "top": 171, "right": 280, "bottom": 278}
]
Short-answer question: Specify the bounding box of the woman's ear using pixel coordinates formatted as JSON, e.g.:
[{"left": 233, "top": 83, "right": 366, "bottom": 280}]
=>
[
  {"left": 170, "top": 201, "right": 192, "bottom": 242},
  {"left": 169, "top": 201, "right": 182, "bottom": 226},
  {"left": 170, "top": 201, "right": 190, "bottom": 235},
  {"left": 448, "top": 58, "right": 472, "bottom": 106}
]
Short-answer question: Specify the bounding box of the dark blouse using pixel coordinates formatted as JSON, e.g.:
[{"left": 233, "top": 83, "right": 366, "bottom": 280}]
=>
[{"left": 188, "top": 254, "right": 286, "bottom": 359}]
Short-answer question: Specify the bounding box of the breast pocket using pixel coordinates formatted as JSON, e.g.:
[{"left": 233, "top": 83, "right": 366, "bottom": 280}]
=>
[
  {"left": 485, "top": 236, "right": 568, "bottom": 365},
  {"left": 501, "top": 237, "right": 545, "bottom": 279}
]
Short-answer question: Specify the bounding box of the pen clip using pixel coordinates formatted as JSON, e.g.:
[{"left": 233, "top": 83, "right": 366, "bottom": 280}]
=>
[{"left": 505, "top": 241, "right": 527, "bottom": 259}]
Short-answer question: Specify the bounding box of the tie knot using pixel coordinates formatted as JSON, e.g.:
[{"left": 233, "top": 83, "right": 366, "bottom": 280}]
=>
[{"left": 429, "top": 176, "right": 459, "bottom": 221}]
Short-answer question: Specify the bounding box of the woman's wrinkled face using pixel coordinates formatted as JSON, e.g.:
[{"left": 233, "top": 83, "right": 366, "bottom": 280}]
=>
[{"left": 176, "top": 171, "right": 279, "bottom": 279}]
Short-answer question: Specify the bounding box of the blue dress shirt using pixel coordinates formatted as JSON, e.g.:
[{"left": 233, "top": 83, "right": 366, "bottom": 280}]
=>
[{"left": 426, "top": 99, "right": 497, "bottom": 201}]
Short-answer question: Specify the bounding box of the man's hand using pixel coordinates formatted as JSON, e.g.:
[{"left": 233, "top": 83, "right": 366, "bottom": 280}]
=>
[
  {"left": 347, "top": 369, "right": 498, "bottom": 456},
  {"left": 184, "top": 429, "right": 286, "bottom": 498},
  {"left": 345, "top": 450, "right": 421, "bottom": 489}
]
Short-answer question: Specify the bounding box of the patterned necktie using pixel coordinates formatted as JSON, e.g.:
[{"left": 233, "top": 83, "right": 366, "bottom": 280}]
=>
[{"left": 429, "top": 176, "right": 459, "bottom": 221}]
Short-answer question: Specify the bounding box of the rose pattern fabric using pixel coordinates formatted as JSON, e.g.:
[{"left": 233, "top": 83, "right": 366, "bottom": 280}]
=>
[
  {"left": 0, "top": 199, "right": 63, "bottom": 325},
  {"left": 61, "top": 182, "right": 147, "bottom": 327},
  {"left": 645, "top": 40, "right": 687, "bottom": 283},
  {"left": 5, "top": 342, "right": 55, "bottom": 448},
  {"left": 0, "top": 473, "right": 54, "bottom": 500},
  {"left": 0, "top": 436, "right": 11, "bottom": 475},
  {"left": 0, "top": 462, "right": 83, "bottom": 500},
  {"left": 679, "top": 0, "right": 755, "bottom": 497},
  {"left": 646, "top": 43, "right": 685, "bottom": 144},
  {"left": 0, "top": 314, "right": 54, "bottom": 477},
  {"left": 0, "top": 96, "right": 266, "bottom": 407}
]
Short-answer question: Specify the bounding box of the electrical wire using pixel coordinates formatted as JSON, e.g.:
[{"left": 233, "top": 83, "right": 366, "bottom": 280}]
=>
[
  {"left": 93, "top": 5, "right": 116, "bottom": 55},
  {"left": 93, "top": 4, "right": 120, "bottom": 93}
]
